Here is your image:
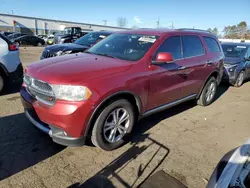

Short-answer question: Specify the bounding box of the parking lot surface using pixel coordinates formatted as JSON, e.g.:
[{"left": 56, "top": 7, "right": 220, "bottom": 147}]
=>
[{"left": 0, "top": 47, "right": 250, "bottom": 188}]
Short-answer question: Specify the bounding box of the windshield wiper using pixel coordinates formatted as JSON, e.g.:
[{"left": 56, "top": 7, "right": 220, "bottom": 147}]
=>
[{"left": 95, "top": 53, "right": 118, "bottom": 59}]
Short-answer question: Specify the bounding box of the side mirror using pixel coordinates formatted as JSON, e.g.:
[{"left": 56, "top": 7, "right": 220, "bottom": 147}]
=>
[{"left": 152, "top": 52, "right": 174, "bottom": 64}]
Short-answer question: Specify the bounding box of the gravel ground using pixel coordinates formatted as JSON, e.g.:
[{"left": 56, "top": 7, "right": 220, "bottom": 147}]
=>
[{"left": 0, "top": 47, "right": 249, "bottom": 188}]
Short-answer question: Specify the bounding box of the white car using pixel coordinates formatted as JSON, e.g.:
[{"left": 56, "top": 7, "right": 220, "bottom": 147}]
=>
[{"left": 0, "top": 34, "right": 23, "bottom": 93}]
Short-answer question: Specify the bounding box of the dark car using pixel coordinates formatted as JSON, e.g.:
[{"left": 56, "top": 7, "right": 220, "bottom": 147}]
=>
[
  {"left": 53, "top": 27, "right": 88, "bottom": 44},
  {"left": 21, "top": 28, "right": 224, "bottom": 151},
  {"left": 12, "top": 35, "right": 45, "bottom": 46},
  {"left": 7, "top": 33, "right": 28, "bottom": 40},
  {"left": 222, "top": 42, "right": 250, "bottom": 87},
  {"left": 40, "top": 31, "right": 113, "bottom": 59}
]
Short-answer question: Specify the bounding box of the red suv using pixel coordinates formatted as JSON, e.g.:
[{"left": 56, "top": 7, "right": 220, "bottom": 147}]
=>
[{"left": 21, "top": 29, "right": 224, "bottom": 151}]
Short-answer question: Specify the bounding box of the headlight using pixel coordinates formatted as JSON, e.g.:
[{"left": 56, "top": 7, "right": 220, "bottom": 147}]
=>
[
  {"left": 56, "top": 50, "right": 72, "bottom": 56},
  {"left": 228, "top": 65, "right": 237, "bottom": 72},
  {"left": 51, "top": 85, "right": 92, "bottom": 101}
]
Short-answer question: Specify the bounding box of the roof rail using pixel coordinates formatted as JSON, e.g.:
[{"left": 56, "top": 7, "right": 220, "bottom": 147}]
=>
[{"left": 177, "top": 28, "right": 212, "bottom": 34}]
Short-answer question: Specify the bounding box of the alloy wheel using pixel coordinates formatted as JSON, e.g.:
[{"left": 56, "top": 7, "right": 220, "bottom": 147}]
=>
[
  {"left": 103, "top": 108, "right": 130, "bottom": 143},
  {"left": 205, "top": 81, "right": 216, "bottom": 102},
  {"left": 237, "top": 72, "right": 244, "bottom": 86}
]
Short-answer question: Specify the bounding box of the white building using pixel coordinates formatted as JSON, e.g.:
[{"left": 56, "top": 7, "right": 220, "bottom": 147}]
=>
[{"left": 0, "top": 13, "right": 127, "bottom": 35}]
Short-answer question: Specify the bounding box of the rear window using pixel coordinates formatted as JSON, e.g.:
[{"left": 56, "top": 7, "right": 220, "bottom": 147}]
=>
[
  {"left": 182, "top": 35, "right": 204, "bottom": 58},
  {"left": 204, "top": 37, "right": 220, "bottom": 52}
]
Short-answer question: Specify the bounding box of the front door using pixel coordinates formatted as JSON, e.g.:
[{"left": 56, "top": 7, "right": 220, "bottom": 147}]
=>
[{"left": 147, "top": 35, "right": 186, "bottom": 110}]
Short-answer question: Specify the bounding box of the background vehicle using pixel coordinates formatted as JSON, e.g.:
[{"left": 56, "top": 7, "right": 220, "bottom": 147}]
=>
[
  {"left": 54, "top": 27, "right": 88, "bottom": 44},
  {"left": 12, "top": 35, "right": 45, "bottom": 46},
  {"left": 0, "top": 34, "right": 23, "bottom": 93},
  {"left": 47, "top": 35, "right": 54, "bottom": 45},
  {"left": 37, "top": 35, "right": 48, "bottom": 44},
  {"left": 222, "top": 42, "right": 250, "bottom": 87},
  {"left": 21, "top": 29, "right": 224, "bottom": 151},
  {"left": 40, "top": 31, "right": 113, "bottom": 59},
  {"left": 207, "top": 138, "right": 250, "bottom": 188},
  {"left": 7, "top": 32, "right": 28, "bottom": 40}
]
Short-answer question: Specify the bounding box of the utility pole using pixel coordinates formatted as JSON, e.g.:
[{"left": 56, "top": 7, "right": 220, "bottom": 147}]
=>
[
  {"left": 11, "top": 10, "right": 14, "bottom": 15},
  {"left": 156, "top": 17, "right": 160, "bottom": 28},
  {"left": 170, "top": 22, "right": 174, "bottom": 29},
  {"left": 103, "top": 20, "right": 107, "bottom": 26}
]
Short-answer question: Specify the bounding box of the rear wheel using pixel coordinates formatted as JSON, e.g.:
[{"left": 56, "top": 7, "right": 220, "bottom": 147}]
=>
[
  {"left": 234, "top": 71, "right": 245, "bottom": 87},
  {"left": 197, "top": 77, "right": 217, "bottom": 106},
  {"left": 91, "top": 99, "right": 135, "bottom": 151},
  {"left": 37, "top": 42, "right": 42, "bottom": 47}
]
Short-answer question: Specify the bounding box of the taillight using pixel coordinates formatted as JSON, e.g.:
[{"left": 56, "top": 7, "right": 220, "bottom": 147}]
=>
[{"left": 9, "top": 44, "right": 18, "bottom": 51}]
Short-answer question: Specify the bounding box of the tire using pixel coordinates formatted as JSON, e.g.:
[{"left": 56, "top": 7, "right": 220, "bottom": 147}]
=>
[
  {"left": 197, "top": 77, "right": 217, "bottom": 106},
  {"left": 91, "top": 99, "right": 135, "bottom": 151},
  {"left": 37, "top": 42, "right": 42, "bottom": 47},
  {"left": 0, "top": 73, "right": 5, "bottom": 94},
  {"left": 234, "top": 71, "right": 245, "bottom": 87}
]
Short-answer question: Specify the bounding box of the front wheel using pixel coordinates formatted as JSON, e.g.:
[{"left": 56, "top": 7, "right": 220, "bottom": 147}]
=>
[
  {"left": 197, "top": 77, "right": 217, "bottom": 106},
  {"left": 91, "top": 99, "right": 135, "bottom": 151},
  {"left": 234, "top": 71, "right": 245, "bottom": 87}
]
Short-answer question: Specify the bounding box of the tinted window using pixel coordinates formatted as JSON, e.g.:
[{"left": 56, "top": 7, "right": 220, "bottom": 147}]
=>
[
  {"left": 75, "top": 32, "right": 110, "bottom": 47},
  {"left": 222, "top": 45, "right": 247, "bottom": 58},
  {"left": 154, "top": 36, "right": 182, "bottom": 60},
  {"left": 204, "top": 37, "right": 220, "bottom": 52},
  {"left": 182, "top": 35, "right": 204, "bottom": 58}
]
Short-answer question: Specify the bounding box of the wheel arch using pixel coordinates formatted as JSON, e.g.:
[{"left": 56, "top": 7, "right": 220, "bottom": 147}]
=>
[
  {"left": 198, "top": 71, "right": 219, "bottom": 98},
  {"left": 0, "top": 63, "right": 8, "bottom": 77},
  {"left": 84, "top": 91, "right": 142, "bottom": 138}
]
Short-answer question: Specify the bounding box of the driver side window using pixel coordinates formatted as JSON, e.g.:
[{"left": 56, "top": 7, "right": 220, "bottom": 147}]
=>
[{"left": 153, "top": 36, "right": 182, "bottom": 60}]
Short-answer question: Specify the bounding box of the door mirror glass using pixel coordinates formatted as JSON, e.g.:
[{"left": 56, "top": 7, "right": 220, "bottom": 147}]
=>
[{"left": 152, "top": 52, "right": 174, "bottom": 64}]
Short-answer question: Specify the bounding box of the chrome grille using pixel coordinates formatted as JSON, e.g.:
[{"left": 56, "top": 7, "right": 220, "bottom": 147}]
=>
[
  {"left": 42, "top": 51, "right": 56, "bottom": 59},
  {"left": 24, "top": 74, "right": 55, "bottom": 106}
]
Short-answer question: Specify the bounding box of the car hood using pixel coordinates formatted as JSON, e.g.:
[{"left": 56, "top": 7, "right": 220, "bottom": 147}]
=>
[
  {"left": 44, "top": 43, "right": 88, "bottom": 53},
  {"left": 224, "top": 57, "right": 242, "bottom": 65},
  {"left": 26, "top": 53, "right": 131, "bottom": 85}
]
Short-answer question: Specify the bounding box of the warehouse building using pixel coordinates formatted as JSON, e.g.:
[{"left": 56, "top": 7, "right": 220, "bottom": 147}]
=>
[{"left": 0, "top": 13, "right": 127, "bottom": 35}]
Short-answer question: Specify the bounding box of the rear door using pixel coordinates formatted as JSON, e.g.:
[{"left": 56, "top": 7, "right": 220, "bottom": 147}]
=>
[{"left": 179, "top": 35, "right": 208, "bottom": 97}]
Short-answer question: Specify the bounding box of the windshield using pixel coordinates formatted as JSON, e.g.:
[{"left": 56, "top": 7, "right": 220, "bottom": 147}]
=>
[
  {"left": 62, "top": 28, "right": 72, "bottom": 35},
  {"left": 222, "top": 44, "right": 247, "bottom": 58},
  {"left": 87, "top": 33, "right": 158, "bottom": 61},
  {"left": 74, "top": 32, "right": 109, "bottom": 47}
]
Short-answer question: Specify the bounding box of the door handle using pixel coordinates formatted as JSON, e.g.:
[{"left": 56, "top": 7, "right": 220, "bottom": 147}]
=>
[
  {"left": 178, "top": 66, "right": 187, "bottom": 70},
  {"left": 206, "top": 60, "right": 213, "bottom": 65}
]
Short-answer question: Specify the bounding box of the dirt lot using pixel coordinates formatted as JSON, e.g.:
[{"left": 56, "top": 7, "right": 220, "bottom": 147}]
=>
[{"left": 0, "top": 47, "right": 250, "bottom": 188}]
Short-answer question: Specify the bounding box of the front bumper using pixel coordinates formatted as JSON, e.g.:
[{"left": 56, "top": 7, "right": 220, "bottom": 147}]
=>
[
  {"left": 222, "top": 68, "right": 237, "bottom": 85},
  {"left": 20, "top": 86, "right": 94, "bottom": 146}
]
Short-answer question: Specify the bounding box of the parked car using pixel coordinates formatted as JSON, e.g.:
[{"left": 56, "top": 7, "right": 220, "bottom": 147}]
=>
[
  {"left": 20, "top": 29, "right": 224, "bottom": 151},
  {"left": 54, "top": 27, "right": 88, "bottom": 44},
  {"left": 37, "top": 35, "right": 48, "bottom": 44},
  {"left": 7, "top": 32, "right": 28, "bottom": 40},
  {"left": 222, "top": 42, "right": 250, "bottom": 87},
  {"left": 207, "top": 138, "right": 250, "bottom": 188},
  {"left": 12, "top": 35, "right": 45, "bottom": 46},
  {"left": 47, "top": 36, "right": 54, "bottom": 45},
  {"left": 0, "top": 34, "right": 23, "bottom": 93},
  {"left": 40, "top": 31, "right": 113, "bottom": 59}
]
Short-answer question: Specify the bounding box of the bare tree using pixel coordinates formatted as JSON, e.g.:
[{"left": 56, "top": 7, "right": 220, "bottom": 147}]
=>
[{"left": 117, "top": 17, "right": 128, "bottom": 28}]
